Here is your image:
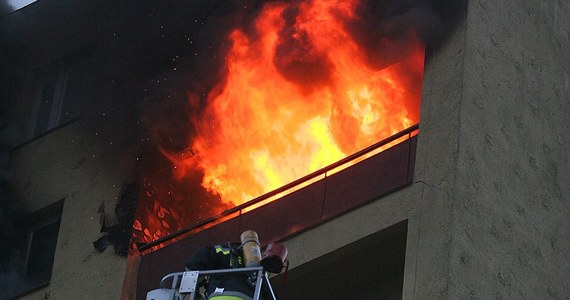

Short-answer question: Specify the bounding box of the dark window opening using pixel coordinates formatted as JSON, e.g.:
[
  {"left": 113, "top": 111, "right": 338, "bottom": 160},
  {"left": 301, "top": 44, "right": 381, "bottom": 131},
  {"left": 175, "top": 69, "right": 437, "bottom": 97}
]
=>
[
  {"left": 31, "top": 53, "right": 94, "bottom": 138},
  {"left": 1, "top": 199, "right": 65, "bottom": 299},
  {"left": 23, "top": 199, "right": 64, "bottom": 289},
  {"left": 271, "top": 221, "right": 408, "bottom": 300},
  {"left": 24, "top": 215, "right": 61, "bottom": 287},
  {"left": 34, "top": 76, "right": 59, "bottom": 136},
  {"left": 59, "top": 62, "right": 93, "bottom": 124}
]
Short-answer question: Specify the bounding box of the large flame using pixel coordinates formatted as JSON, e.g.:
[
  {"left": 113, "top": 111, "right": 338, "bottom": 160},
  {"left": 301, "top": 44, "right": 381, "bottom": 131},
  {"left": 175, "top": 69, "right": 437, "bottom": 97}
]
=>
[
  {"left": 134, "top": 0, "right": 424, "bottom": 246},
  {"left": 169, "top": 0, "right": 424, "bottom": 205}
]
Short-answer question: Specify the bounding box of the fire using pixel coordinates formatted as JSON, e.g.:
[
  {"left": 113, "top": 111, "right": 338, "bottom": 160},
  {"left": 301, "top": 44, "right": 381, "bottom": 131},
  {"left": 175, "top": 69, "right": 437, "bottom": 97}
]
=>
[
  {"left": 169, "top": 0, "right": 423, "bottom": 205},
  {"left": 133, "top": 0, "right": 424, "bottom": 246}
]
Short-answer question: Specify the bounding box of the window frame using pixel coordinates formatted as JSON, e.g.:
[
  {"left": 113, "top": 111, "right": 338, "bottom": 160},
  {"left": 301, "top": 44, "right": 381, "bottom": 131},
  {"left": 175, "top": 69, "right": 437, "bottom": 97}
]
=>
[
  {"left": 17, "top": 199, "right": 65, "bottom": 295},
  {"left": 27, "top": 49, "right": 95, "bottom": 140}
]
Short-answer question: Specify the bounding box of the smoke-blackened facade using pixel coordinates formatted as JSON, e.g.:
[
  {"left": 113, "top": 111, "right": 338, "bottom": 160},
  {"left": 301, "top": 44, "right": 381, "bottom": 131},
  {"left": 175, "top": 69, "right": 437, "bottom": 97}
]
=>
[{"left": 3, "top": 0, "right": 570, "bottom": 299}]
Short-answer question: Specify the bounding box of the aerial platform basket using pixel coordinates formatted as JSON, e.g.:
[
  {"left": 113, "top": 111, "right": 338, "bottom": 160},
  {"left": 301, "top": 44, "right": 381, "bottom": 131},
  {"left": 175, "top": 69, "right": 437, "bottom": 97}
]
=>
[{"left": 146, "top": 266, "right": 277, "bottom": 300}]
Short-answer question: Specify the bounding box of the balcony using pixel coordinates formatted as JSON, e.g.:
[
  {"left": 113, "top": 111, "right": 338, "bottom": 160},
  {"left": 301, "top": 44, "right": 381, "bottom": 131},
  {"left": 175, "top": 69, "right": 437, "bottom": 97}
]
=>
[{"left": 133, "top": 125, "right": 418, "bottom": 299}]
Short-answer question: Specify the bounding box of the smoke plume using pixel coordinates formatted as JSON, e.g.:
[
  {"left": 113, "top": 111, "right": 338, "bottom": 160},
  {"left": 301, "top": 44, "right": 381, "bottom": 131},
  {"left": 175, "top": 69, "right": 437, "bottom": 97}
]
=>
[
  {"left": 343, "top": 0, "right": 466, "bottom": 69},
  {"left": 0, "top": 125, "right": 26, "bottom": 300},
  {"left": 0, "top": 0, "right": 13, "bottom": 18},
  {"left": 141, "top": 0, "right": 466, "bottom": 151}
]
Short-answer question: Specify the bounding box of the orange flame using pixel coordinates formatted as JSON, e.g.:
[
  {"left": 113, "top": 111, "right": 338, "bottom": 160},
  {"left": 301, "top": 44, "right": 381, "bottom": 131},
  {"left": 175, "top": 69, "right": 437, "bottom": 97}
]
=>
[
  {"left": 133, "top": 0, "right": 425, "bottom": 246},
  {"left": 165, "top": 0, "right": 424, "bottom": 206}
]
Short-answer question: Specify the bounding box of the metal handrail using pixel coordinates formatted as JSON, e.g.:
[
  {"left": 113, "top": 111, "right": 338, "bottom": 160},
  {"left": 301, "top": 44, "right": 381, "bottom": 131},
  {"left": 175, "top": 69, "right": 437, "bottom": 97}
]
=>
[
  {"left": 138, "top": 124, "right": 419, "bottom": 252},
  {"left": 155, "top": 266, "right": 276, "bottom": 300},
  {"left": 159, "top": 266, "right": 264, "bottom": 289}
]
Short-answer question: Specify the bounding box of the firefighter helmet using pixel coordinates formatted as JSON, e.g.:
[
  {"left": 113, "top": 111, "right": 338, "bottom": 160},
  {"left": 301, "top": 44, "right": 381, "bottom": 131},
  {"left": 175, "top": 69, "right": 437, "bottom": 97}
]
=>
[{"left": 260, "top": 242, "right": 288, "bottom": 273}]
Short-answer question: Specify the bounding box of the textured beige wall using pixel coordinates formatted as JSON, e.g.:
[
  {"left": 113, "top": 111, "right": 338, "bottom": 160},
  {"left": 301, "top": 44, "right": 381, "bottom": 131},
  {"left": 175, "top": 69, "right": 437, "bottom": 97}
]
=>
[
  {"left": 447, "top": 0, "right": 570, "bottom": 299},
  {"left": 11, "top": 100, "right": 139, "bottom": 300},
  {"left": 273, "top": 14, "right": 469, "bottom": 298},
  {"left": 9, "top": 0, "right": 569, "bottom": 299},
  {"left": 274, "top": 1, "right": 570, "bottom": 299}
]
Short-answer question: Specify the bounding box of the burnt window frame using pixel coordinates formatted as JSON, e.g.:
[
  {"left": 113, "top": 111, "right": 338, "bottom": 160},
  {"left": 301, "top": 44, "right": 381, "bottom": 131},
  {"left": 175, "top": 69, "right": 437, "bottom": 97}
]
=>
[
  {"left": 32, "top": 71, "right": 69, "bottom": 137},
  {"left": 18, "top": 199, "right": 65, "bottom": 296},
  {"left": 29, "top": 47, "right": 95, "bottom": 140}
]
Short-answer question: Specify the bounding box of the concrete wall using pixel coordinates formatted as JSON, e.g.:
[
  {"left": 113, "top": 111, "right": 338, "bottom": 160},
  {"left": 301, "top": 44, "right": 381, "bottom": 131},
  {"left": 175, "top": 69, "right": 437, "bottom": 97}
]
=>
[
  {"left": 2, "top": 2, "right": 147, "bottom": 298},
  {"left": 274, "top": 7, "right": 470, "bottom": 300},
  {"left": 448, "top": 0, "right": 570, "bottom": 299},
  {"left": 6, "top": 0, "right": 569, "bottom": 299},
  {"left": 273, "top": 221, "right": 408, "bottom": 299},
  {"left": 6, "top": 29, "right": 142, "bottom": 297},
  {"left": 10, "top": 106, "right": 139, "bottom": 299},
  {"left": 274, "top": 1, "right": 570, "bottom": 299}
]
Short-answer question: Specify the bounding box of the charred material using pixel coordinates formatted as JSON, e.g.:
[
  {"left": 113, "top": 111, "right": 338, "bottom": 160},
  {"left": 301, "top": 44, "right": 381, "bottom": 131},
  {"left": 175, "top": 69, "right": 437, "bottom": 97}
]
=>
[{"left": 93, "top": 183, "right": 138, "bottom": 256}]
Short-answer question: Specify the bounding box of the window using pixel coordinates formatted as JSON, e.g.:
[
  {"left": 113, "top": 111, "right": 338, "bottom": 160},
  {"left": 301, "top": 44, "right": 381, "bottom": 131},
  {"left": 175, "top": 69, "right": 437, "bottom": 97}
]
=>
[
  {"left": 3, "top": 199, "right": 65, "bottom": 298},
  {"left": 23, "top": 204, "right": 63, "bottom": 288},
  {"left": 272, "top": 221, "right": 408, "bottom": 299},
  {"left": 33, "top": 73, "right": 67, "bottom": 136},
  {"left": 31, "top": 57, "right": 94, "bottom": 138}
]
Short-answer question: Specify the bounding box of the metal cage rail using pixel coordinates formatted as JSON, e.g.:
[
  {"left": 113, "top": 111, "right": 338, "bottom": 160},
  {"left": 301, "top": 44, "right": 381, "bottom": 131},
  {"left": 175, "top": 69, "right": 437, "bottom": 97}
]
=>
[
  {"left": 147, "top": 266, "right": 277, "bottom": 300},
  {"left": 138, "top": 124, "right": 419, "bottom": 253}
]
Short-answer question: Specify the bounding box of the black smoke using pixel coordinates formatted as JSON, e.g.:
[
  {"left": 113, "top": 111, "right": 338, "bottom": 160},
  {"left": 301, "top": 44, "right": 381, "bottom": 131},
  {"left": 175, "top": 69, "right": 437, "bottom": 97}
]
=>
[
  {"left": 117, "top": 0, "right": 270, "bottom": 242},
  {"left": 118, "top": 0, "right": 266, "bottom": 153},
  {"left": 343, "top": 0, "right": 467, "bottom": 69},
  {"left": 0, "top": 0, "right": 13, "bottom": 18},
  {"left": 0, "top": 2, "right": 27, "bottom": 297},
  {"left": 0, "top": 0, "right": 26, "bottom": 284},
  {"left": 1, "top": 0, "right": 36, "bottom": 286},
  {"left": 0, "top": 124, "right": 26, "bottom": 300},
  {"left": 140, "top": 0, "right": 467, "bottom": 151},
  {"left": 0, "top": 0, "right": 25, "bottom": 116},
  {"left": 273, "top": 5, "right": 333, "bottom": 93}
]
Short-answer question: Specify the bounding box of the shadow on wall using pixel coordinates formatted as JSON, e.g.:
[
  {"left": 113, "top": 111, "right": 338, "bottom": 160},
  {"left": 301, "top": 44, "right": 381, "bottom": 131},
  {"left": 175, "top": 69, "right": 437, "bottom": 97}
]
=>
[
  {"left": 0, "top": 108, "right": 27, "bottom": 299},
  {"left": 272, "top": 221, "right": 408, "bottom": 300},
  {"left": 0, "top": 0, "right": 13, "bottom": 18}
]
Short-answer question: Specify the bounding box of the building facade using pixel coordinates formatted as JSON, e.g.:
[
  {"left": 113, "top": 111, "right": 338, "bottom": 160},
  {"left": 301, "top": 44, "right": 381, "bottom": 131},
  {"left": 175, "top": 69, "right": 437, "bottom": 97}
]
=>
[{"left": 1, "top": 0, "right": 568, "bottom": 299}]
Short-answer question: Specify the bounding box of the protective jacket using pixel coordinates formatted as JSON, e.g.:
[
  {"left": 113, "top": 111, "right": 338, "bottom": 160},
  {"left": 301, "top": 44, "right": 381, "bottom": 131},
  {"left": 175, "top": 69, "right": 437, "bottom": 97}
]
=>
[{"left": 185, "top": 243, "right": 257, "bottom": 300}]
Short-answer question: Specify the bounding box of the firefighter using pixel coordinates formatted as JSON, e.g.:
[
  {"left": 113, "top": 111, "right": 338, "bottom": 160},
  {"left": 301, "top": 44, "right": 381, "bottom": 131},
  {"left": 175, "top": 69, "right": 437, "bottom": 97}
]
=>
[
  {"left": 185, "top": 242, "right": 255, "bottom": 300},
  {"left": 184, "top": 232, "right": 287, "bottom": 300}
]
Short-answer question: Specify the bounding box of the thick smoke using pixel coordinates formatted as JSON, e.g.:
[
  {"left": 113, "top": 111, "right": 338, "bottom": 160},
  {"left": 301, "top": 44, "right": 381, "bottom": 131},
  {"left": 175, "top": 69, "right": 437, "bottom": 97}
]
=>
[
  {"left": 273, "top": 5, "right": 333, "bottom": 92},
  {"left": 1, "top": 0, "right": 26, "bottom": 286},
  {"left": 142, "top": 0, "right": 466, "bottom": 150},
  {"left": 0, "top": 2, "right": 30, "bottom": 298},
  {"left": 270, "top": 0, "right": 467, "bottom": 96},
  {"left": 0, "top": 0, "right": 13, "bottom": 18},
  {"left": 0, "top": 2, "right": 25, "bottom": 114},
  {"left": 0, "top": 125, "right": 26, "bottom": 299},
  {"left": 133, "top": 0, "right": 266, "bottom": 152},
  {"left": 124, "top": 0, "right": 270, "bottom": 241},
  {"left": 344, "top": 0, "right": 467, "bottom": 69}
]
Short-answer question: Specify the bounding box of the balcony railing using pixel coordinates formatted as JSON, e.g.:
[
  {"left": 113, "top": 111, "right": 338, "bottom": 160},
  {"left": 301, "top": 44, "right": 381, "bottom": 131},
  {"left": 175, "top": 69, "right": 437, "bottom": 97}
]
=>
[
  {"left": 135, "top": 124, "right": 419, "bottom": 299},
  {"left": 137, "top": 124, "right": 418, "bottom": 253}
]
